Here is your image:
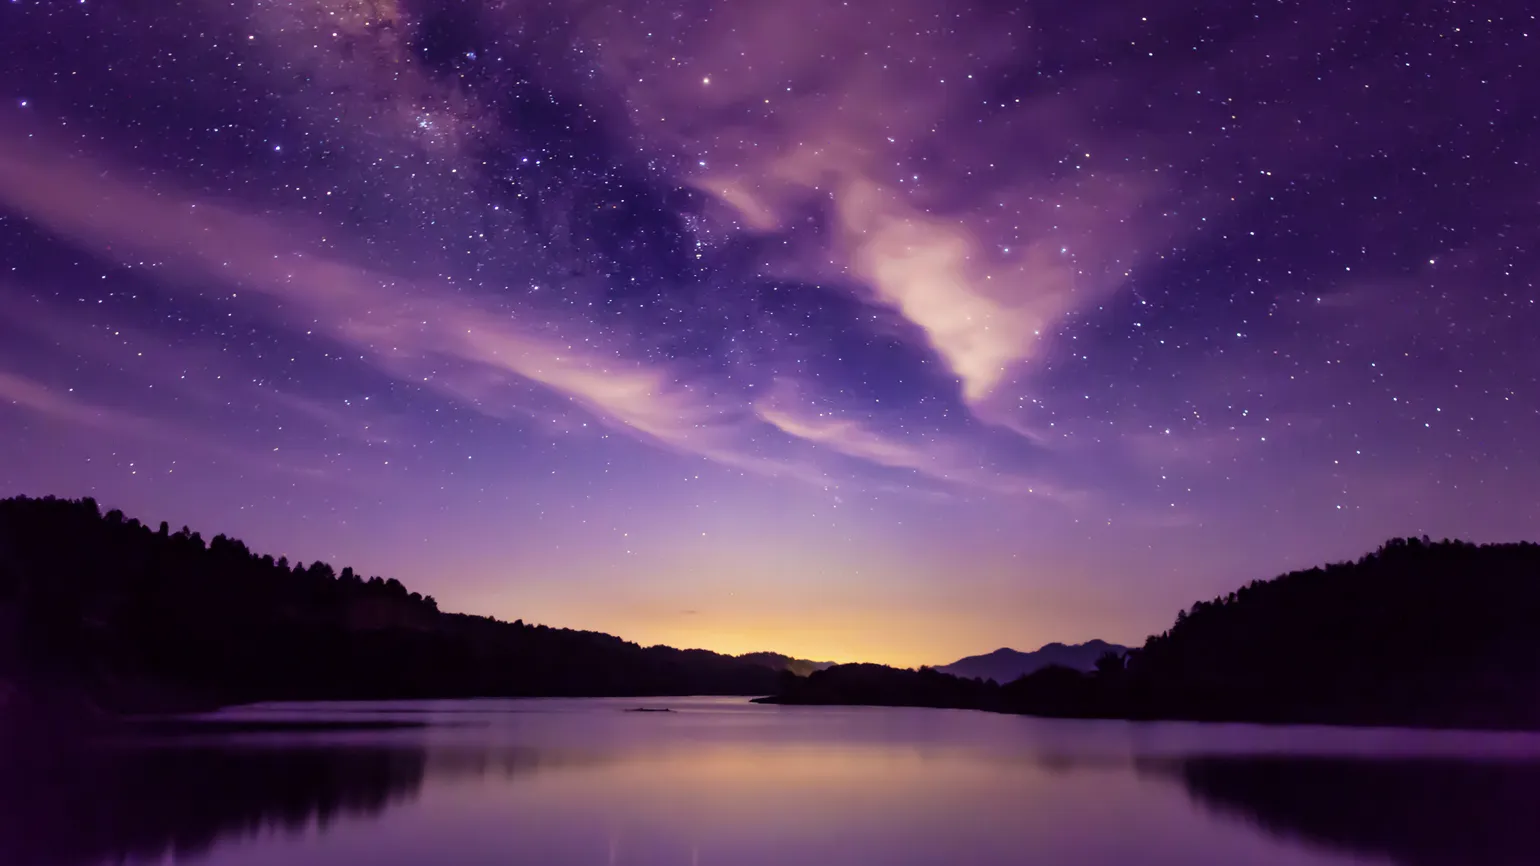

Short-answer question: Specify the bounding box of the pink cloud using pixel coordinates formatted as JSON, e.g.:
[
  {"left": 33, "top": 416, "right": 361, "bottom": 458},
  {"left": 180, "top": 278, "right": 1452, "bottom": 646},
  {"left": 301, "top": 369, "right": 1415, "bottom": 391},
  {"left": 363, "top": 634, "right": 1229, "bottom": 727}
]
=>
[{"left": 0, "top": 133, "right": 1040, "bottom": 494}]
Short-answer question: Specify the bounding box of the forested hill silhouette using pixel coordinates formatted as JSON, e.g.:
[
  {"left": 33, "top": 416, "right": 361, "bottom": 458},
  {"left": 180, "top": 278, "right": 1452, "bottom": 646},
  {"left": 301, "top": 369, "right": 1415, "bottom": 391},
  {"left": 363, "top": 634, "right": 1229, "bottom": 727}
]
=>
[
  {"left": 0, "top": 495, "right": 782, "bottom": 717},
  {"left": 763, "top": 537, "right": 1540, "bottom": 730},
  {"left": 734, "top": 653, "right": 836, "bottom": 677}
]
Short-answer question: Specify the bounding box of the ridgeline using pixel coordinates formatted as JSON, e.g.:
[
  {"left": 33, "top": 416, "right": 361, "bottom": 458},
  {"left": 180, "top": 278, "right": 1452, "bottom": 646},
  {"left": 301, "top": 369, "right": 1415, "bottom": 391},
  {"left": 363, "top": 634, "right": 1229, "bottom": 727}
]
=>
[
  {"left": 7, "top": 495, "right": 1539, "bottom": 731},
  {"left": 762, "top": 536, "right": 1540, "bottom": 730},
  {"left": 0, "top": 495, "right": 788, "bottom": 721}
]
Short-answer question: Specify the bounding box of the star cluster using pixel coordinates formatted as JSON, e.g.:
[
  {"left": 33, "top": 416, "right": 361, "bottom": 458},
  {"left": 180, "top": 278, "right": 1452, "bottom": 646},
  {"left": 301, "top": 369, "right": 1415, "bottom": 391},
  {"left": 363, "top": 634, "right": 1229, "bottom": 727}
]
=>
[{"left": 0, "top": 0, "right": 1535, "bottom": 664}]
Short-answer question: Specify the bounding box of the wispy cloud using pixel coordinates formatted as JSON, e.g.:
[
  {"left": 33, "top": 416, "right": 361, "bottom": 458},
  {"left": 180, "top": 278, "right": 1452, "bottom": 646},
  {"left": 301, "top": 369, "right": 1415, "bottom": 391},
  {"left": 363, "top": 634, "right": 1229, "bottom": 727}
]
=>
[
  {"left": 0, "top": 370, "right": 164, "bottom": 437},
  {"left": 571, "top": 0, "right": 1160, "bottom": 407},
  {"left": 0, "top": 288, "right": 406, "bottom": 448},
  {"left": 0, "top": 368, "right": 339, "bottom": 480},
  {"left": 755, "top": 389, "right": 1065, "bottom": 498},
  {"left": 0, "top": 137, "right": 715, "bottom": 442},
  {"left": 0, "top": 134, "right": 1032, "bottom": 494}
]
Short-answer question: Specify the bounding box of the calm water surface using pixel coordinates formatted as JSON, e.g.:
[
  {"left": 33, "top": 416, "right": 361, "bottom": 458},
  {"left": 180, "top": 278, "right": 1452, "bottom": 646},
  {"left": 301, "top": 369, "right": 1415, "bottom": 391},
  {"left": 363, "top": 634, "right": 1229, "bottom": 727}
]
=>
[{"left": 5, "top": 697, "right": 1540, "bottom": 866}]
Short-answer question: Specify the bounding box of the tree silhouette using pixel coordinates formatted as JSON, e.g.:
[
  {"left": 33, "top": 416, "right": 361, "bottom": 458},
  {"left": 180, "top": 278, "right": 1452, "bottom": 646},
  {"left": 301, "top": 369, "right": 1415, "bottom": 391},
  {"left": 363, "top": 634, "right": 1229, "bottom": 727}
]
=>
[
  {"left": 1093, "top": 651, "right": 1125, "bottom": 678},
  {"left": 766, "top": 536, "right": 1540, "bottom": 730},
  {"left": 0, "top": 495, "right": 781, "bottom": 713}
]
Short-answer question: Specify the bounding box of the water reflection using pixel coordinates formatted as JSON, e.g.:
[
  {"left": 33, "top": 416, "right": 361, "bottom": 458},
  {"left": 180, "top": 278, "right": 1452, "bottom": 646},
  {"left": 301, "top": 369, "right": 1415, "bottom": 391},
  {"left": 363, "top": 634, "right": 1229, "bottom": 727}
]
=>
[
  {"left": 4, "top": 703, "right": 1540, "bottom": 866},
  {"left": 1165, "top": 756, "right": 1540, "bottom": 866},
  {"left": 0, "top": 742, "right": 430, "bottom": 866}
]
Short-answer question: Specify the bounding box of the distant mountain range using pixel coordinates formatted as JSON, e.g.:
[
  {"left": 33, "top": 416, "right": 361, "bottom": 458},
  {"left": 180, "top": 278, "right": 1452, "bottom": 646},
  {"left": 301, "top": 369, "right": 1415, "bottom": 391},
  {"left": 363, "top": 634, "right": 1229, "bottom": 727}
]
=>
[
  {"left": 936, "top": 640, "right": 1128, "bottom": 683},
  {"left": 765, "top": 537, "right": 1540, "bottom": 730}
]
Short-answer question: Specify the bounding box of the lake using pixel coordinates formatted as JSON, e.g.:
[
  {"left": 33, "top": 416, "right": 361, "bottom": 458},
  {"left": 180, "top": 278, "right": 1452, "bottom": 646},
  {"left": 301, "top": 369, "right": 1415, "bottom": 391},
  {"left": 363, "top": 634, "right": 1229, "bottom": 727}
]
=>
[{"left": 4, "top": 696, "right": 1540, "bottom": 866}]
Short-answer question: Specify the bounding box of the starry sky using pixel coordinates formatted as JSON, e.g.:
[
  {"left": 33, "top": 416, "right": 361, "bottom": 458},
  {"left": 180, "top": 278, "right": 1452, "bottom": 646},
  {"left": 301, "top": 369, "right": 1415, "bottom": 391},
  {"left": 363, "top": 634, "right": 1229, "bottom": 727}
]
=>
[{"left": 1, "top": 0, "right": 1536, "bottom": 666}]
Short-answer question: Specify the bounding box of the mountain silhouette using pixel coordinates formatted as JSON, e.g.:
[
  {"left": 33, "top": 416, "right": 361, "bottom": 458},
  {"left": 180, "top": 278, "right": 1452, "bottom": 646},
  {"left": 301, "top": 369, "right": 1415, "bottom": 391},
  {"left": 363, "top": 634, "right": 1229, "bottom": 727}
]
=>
[
  {"left": 0, "top": 495, "right": 787, "bottom": 718},
  {"left": 735, "top": 652, "right": 836, "bottom": 677},
  {"left": 936, "top": 640, "right": 1128, "bottom": 682},
  {"left": 766, "top": 536, "right": 1540, "bottom": 730}
]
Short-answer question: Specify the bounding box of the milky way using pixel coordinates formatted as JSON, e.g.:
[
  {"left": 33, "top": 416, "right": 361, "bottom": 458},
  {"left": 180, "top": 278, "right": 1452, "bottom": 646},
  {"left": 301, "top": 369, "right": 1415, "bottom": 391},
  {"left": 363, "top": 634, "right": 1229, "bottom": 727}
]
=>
[{"left": 1, "top": 0, "right": 1536, "bottom": 664}]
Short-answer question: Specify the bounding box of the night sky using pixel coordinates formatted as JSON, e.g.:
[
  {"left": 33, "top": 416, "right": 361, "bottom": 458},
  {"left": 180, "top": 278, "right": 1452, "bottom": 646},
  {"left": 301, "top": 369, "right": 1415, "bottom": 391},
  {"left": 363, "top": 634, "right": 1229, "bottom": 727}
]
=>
[{"left": 1, "top": 0, "right": 1535, "bottom": 666}]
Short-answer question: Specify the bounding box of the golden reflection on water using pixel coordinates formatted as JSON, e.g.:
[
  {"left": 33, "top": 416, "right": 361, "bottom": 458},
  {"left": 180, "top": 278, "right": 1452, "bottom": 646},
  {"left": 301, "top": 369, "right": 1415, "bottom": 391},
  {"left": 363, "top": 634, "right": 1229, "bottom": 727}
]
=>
[{"left": 9, "top": 700, "right": 1540, "bottom": 866}]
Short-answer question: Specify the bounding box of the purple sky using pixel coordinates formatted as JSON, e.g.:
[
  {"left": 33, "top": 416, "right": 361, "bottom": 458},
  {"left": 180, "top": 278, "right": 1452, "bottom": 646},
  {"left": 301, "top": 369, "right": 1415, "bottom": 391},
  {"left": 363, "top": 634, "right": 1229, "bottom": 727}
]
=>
[{"left": 1, "top": 0, "right": 1535, "bottom": 665}]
